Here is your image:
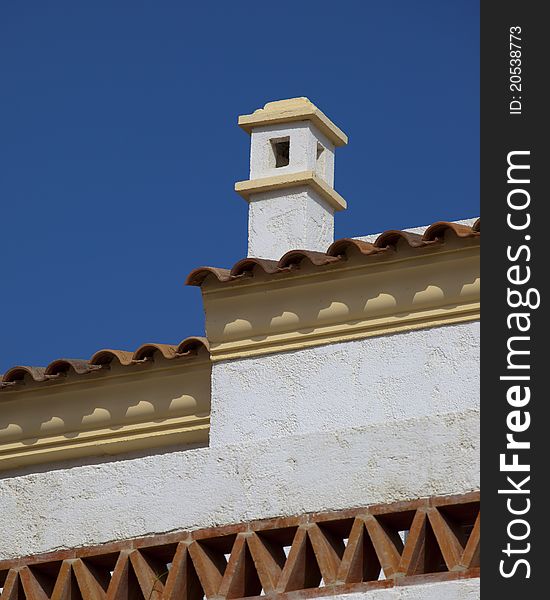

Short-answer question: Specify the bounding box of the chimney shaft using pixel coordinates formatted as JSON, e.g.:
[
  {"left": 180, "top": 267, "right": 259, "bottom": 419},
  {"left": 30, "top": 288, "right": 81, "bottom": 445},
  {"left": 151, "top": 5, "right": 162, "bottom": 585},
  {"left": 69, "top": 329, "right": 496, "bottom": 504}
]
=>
[{"left": 235, "top": 98, "right": 348, "bottom": 260}]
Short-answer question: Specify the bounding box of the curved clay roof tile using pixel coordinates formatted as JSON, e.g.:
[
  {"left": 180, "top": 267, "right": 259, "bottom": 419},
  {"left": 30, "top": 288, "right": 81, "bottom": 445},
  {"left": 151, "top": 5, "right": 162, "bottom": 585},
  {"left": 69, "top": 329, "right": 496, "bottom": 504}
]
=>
[
  {"left": 327, "top": 238, "right": 382, "bottom": 258},
  {"left": 44, "top": 359, "right": 99, "bottom": 377},
  {"left": 230, "top": 258, "right": 281, "bottom": 277},
  {"left": 132, "top": 343, "right": 178, "bottom": 362},
  {"left": 374, "top": 230, "right": 428, "bottom": 249},
  {"left": 2, "top": 366, "right": 48, "bottom": 383},
  {"left": 278, "top": 250, "right": 340, "bottom": 269},
  {"left": 176, "top": 336, "right": 210, "bottom": 355},
  {"left": 423, "top": 221, "right": 480, "bottom": 241},
  {"left": 89, "top": 349, "right": 135, "bottom": 367},
  {"left": 185, "top": 267, "right": 232, "bottom": 286}
]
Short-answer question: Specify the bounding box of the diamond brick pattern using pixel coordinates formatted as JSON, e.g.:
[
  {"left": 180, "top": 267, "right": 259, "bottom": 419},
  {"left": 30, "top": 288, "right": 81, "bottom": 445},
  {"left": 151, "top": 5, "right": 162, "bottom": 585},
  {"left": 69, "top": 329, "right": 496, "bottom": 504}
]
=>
[{"left": 0, "top": 493, "right": 479, "bottom": 600}]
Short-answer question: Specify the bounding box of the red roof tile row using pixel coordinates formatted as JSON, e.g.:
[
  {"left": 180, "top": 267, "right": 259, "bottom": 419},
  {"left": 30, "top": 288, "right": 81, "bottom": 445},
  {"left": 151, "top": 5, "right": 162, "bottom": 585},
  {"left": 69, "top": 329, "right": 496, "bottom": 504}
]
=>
[
  {"left": 0, "top": 337, "right": 209, "bottom": 391},
  {"left": 186, "top": 219, "right": 480, "bottom": 286}
]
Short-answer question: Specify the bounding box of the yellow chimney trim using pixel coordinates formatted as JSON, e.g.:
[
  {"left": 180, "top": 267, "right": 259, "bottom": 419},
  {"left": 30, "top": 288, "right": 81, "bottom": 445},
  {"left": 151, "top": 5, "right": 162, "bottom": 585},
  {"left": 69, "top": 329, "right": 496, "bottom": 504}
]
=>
[
  {"left": 238, "top": 97, "right": 349, "bottom": 147},
  {"left": 235, "top": 171, "right": 347, "bottom": 211}
]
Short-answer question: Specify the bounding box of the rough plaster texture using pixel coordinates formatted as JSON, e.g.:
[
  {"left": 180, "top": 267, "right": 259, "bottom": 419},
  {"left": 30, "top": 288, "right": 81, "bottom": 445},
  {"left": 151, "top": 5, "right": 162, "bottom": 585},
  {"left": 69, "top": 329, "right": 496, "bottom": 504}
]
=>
[
  {"left": 249, "top": 122, "right": 335, "bottom": 185},
  {"left": 210, "top": 322, "right": 479, "bottom": 446},
  {"left": 0, "top": 409, "right": 479, "bottom": 560},
  {"left": 248, "top": 186, "right": 335, "bottom": 259},
  {"left": 326, "top": 579, "right": 480, "bottom": 599}
]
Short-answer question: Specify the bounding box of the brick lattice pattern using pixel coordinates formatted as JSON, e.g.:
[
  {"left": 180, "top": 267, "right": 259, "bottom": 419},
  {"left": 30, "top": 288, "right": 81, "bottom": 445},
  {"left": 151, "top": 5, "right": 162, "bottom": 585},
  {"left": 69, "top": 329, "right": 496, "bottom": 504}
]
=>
[{"left": 0, "top": 493, "right": 479, "bottom": 600}]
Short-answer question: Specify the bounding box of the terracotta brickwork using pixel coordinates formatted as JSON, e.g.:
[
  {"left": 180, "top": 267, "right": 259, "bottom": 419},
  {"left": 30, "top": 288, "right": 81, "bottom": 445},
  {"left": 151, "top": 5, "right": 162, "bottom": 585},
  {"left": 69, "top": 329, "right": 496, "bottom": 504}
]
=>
[{"left": 0, "top": 493, "right": 479, "bottom": 600}]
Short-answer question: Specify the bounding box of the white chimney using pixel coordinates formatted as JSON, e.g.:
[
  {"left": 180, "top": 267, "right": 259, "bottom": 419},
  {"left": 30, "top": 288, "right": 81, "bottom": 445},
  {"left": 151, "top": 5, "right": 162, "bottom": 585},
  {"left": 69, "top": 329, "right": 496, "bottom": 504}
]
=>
[{"left": 235, "top": 98, "right": 348, "bottom": 260}]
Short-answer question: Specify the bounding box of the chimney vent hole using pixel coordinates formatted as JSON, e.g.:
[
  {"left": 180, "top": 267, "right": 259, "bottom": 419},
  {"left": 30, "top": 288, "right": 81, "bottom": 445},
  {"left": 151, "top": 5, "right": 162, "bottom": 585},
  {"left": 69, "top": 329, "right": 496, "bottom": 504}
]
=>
[
  {"left": 316, "top": 142, "right": 327, "bottom": 178},
  {"left": 270, "top": 138, "right": 290, "bottom": 168},
  {"left": 316, "top": 142, "right": 325, "bottom": 160}
]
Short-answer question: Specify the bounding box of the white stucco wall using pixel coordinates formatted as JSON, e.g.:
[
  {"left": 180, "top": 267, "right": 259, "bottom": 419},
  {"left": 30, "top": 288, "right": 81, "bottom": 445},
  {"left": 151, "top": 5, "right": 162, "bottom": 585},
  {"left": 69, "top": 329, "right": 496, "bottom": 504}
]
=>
[
  {"left": 248, "top": 186, "right": 335, "bottom": 259},
  {"left": 211, "top": 322, "right": 479, "bottom": 446},
  {"left": 0, "top": 408, "right": 479, "bottom": 560}
]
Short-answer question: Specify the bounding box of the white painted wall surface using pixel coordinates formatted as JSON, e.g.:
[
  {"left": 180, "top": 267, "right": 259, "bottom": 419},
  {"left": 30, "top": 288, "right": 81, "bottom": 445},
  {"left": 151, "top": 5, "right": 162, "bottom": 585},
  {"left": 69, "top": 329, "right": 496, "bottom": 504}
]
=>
[
  {"left": 248, "top": 186, "right": 334, "bottom": 259},
  {"left": 326, "top": 579, "right": 480, "bottom": 599},
  {"left": 0, "top": 409, "right": 479, "bottom": 560},
  {"left": 211, "top": 322, "right": 479, "bottom": 446}
]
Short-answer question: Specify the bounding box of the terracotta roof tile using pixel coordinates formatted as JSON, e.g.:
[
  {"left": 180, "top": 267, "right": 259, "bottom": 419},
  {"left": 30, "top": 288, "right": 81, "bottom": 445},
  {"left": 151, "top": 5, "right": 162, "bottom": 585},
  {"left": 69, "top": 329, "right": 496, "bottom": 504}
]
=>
[
  {"left": 230, "top": 258, "right": 281, "bottom": 277},
  {"left": 186, "top": 219, "right": 480, "bottom": 287},
  {"left": 186, "top": 267, "right": 233, "bottom": 286},
  {"left": 44, "top": 359, "right": 99, "bottom": 377},
  {"left": 374, "top": 229, "right": 428, "bottom": 248},
  {"left": 2, "top": 366, "right": 48, "bottom": 384},
  {"left": 327, "top": 238, "right": 383, "bottom": 256},
  {"left": 279, "top": 249, "right": 340, "bottom": 269},
  {"left": 423, "top": 220, "right": 480, "bottom": 240},
  {"left": 90, "top": 349, "right": 135, "bottom": 367},
  {"left": 1, "top": 336, "right": 209, "bottom": 392}
]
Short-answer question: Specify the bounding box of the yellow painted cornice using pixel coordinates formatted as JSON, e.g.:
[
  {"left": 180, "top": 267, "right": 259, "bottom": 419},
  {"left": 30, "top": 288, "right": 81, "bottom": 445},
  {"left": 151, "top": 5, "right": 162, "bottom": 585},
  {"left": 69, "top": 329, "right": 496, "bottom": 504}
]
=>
[
  {"left": 238, "top": 97, "right": 348, "bottom": 147},
  {"left": 200, "top": 242, "right": 480, "bottom": 361},
  {"left": 235, "top": 171, "right": 347, "bottom": 211},
  {"left": 0, "top": 356, "right": 211, "bottom": 471}
]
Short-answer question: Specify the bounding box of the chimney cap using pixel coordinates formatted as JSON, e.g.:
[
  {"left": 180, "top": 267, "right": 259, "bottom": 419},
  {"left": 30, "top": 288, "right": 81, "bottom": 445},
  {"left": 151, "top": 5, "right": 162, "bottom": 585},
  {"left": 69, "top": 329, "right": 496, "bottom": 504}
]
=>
[{"left": 238, "top": 97, "right": 348, "bottom": 147}]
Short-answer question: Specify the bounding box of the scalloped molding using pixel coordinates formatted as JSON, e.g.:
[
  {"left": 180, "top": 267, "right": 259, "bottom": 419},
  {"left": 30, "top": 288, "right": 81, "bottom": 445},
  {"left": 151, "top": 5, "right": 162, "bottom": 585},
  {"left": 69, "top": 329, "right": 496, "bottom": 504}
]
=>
[
  {"left": 200, "top": 241, "right": 480, "bottom": 361},
  {"left": 0, "top": 356, "right": 211, "bottom": 471}
]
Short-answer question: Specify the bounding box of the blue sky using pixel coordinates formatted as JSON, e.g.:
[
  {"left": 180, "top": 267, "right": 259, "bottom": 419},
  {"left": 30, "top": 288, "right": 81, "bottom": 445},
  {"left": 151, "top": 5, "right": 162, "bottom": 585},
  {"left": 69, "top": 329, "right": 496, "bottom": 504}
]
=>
[{"left": 0, "top": 1, "right": 479, "bottom": 372}]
